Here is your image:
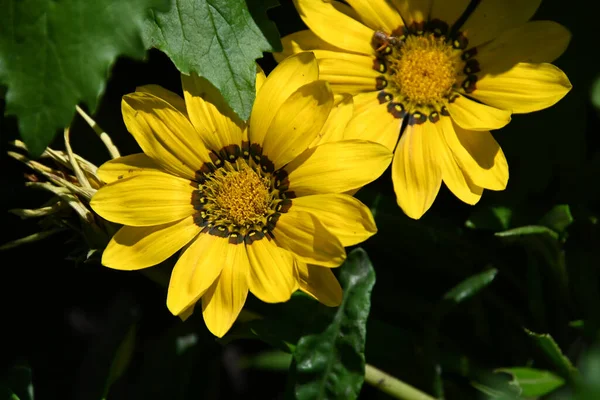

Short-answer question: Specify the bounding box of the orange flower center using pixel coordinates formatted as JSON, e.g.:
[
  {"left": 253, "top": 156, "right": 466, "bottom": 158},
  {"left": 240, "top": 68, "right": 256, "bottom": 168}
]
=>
[
  {"left": 213, "top": 165, "right": 271, "bottom": 226},
  {"left": 389, "top": 34, "right": 460, "bottom": 105}
]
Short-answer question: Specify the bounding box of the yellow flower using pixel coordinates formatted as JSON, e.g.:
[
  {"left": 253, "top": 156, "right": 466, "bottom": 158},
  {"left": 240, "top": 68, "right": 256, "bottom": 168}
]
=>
[
  {"left": 89, "top": 53, "right": 392, "bottom": 337},
  {"left": 277, "top": 0, "right": 572, "bottom": 219}
]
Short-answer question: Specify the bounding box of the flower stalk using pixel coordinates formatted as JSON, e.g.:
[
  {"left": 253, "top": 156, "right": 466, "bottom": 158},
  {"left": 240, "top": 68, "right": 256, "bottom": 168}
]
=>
[{"left": 365, "top": 364, "right": 438, "bottom": 400}]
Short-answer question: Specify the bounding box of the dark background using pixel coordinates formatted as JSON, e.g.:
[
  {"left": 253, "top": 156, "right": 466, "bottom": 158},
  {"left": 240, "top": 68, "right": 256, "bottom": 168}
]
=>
[{"left": 1, "top": 0, "right": 599, "bottom": 399}]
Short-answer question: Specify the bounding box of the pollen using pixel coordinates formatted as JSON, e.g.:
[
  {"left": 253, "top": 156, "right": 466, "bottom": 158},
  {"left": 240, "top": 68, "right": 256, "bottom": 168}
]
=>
[
  {"left": 212, "top": 165, "right": 271, "bottom": 226},
  {"left": 389, "top": 34, "right": 460, "bottom": 105}
]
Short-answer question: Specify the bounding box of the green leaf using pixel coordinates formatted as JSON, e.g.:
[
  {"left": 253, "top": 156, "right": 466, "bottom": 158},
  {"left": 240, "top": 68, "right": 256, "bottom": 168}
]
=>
[
  {"left": 143, "top": 0, "right": 274, "bottom": 120},
  {"left": 0, "top": 0, "right": 166, "bottom": 157},
  {"left": 496, "top": 225, "right": 569, "bottom": 326},
  {"left": 443, "top": 268, "right": 498, "bottom": 305},
  {"left": 292, "top": 248, "right": 376, "bottom": 400},
  {"left": 240, "top": 350, "right": 293, "bottom": 371},
  {"left": 496, "top": 367, "right": 565, "bottom": 397},
  {"left": 0, "top": 365, "right": 33, "bottom": 400},
  {"left": 590, "top": 73, "right": 600, "bottom": 113},
  {"left": 539, "top": 205, "right": 573, "bottom": 235},
  {"left": 471, "top": 381, "right": 520, "bottom": 400},
  {"left": 104, "top": 324, "right": 137, "bottom": 398},
  {"left": 576, "top": 345, "right": 600, "bottom": 399},
  {"left": 524, "top": 329, "right": 578, "bottom": 382},
  {"left": 495, "top": 226, "right": 559, "bottom": 241},
  {"left": 466, "top": 206, "right": 513, "bottom": 231}
]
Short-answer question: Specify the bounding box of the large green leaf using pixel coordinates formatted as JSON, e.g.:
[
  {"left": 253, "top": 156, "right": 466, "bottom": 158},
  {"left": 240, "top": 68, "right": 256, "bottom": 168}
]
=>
[
  {"left": 292, "top": 248, "right": 376, "bottom": 400},
  {"left": 143, "top": 0, "right": 275, "bottom": 120},
  {"left": 0, "top": 0, "right": 166, "bottom": 157}
]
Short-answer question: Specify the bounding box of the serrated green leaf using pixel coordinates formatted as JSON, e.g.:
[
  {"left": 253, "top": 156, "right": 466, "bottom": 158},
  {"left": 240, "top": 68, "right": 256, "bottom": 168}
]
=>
[
  {"left": 293, "top": 248, "right": 376, "bottom": 400},
  {"left": 496, "top": 367, "right": 565, "bottom": 397},
  {"left": 443, "top": 268, "right": 498, "bottom": 305},
  {"left": 0, "top": 0, "right": 166, "bottom": 157},
  {"left": 143, "top": 0, "right": 273, "bottom": 120},
  {"left": 539, "top": 205, "right": 573, "bottom": 235},
  {"left": 524, "top": 329, "right": 578, "bottom": 382}
]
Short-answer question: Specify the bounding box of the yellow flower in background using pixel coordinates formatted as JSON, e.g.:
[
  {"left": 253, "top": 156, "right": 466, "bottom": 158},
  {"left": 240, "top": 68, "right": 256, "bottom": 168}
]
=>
[
  {"left": 90, "top": 53, "right": 392, "bottom": 337},
  {"left": 276, "top": 0, "right": 572, "bottom": 219}
]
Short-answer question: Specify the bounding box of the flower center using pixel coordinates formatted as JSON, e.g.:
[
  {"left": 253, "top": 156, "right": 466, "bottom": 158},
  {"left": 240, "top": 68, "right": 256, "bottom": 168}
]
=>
[
  {"left": 191, "top": 146, "right": 293, "bottom": 243},
  {"left": 388, "top": 34, "right": 459, "bottom": 105},
  {"left": 211, "top": 166, "right": 270, "bottom": 226}
]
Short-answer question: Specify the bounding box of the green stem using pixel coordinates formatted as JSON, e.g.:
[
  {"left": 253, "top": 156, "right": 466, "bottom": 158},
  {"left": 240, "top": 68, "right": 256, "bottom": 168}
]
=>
[{"left": 365, "top": 364, "right": 437, "bottom": 400}]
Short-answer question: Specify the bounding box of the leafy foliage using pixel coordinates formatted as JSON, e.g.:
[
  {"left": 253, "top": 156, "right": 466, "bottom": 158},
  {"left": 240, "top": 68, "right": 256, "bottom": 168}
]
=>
[
  {"left": 496, "top": 367, "right": 565, "bottom": 397},
  {"left": 143, "top": 0, "right": 275, "bottom": 120},
  {"left": 2, "top": 0, "right": 600, "bottom": 399},
  {"left": 0, "top": 0, "right": 167, "bottom": 157},
  {"left": 292, "top": 249, "right": 375, "bottom": 400}
]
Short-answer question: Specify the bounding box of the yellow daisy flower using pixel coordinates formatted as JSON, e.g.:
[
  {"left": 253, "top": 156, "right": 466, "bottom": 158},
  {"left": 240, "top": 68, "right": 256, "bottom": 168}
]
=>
[
  {"left": 89, "top": 53, "right": 392, "bottom": 337},
  {"left": 276, "top": 0, "right": 572, "bottom": 219}
]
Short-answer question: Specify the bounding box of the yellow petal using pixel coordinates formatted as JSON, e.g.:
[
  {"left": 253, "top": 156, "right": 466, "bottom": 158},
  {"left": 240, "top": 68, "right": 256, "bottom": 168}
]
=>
[
  {"left": 345, "top": 0, "right": 404, "bottom": 32},
  {"left": 352, "top": 92, "right": 380, "bottom": 113},
  {"left": 262, "top": 81, "right": 334, "bottom": 170},
  {"left": 438, "top": 117, "right": 508, "bottom": 190},
  {"left": 460, "top": 0, "right": 542, "bottom": 49},
  {"left": 250, "top": 52, "right": 319, "bottom": 147},
  {"left": 434, "top": 124, "right": 483, "bottom": 204},
  {"left": 201, "top": 245, "right": 249, "bottom": 338},
  {"left": 256, "top": 63, "right": 267, "bottom": 94},
  {"left": 392, "top": 122, "right": 442, "bottom": 220},
  {"left": 166, "top": 233, "right": 229, "bottom": 316},
  {"left": 389, "top": 0, "right": 432, "bottom": 25},
  {"left": 275, "top": 30, "right": 346, "bottom": 62},
  {"left": 431, "top": 0, "right": 470, "bottom": 27},
  {"left": 122, "top": 91, "right": 212, "bottom": 180},
  {"left": 476, "top": 21, "right": 571, "bottom": 75},
  {"left": 448, "top": 94, "right": 511, "bottom": 131},
  {"left": 311, "top": 94, "right": 354, "bottom": 147},
  {"left": 296, "top": 261, "right": 342, "bottom": 307},
  {"left": 181, "top": 73, "right": 245, "bottom": 152},
  {"left": 247, "top": 239, "right": 296, "bottom": 303},
  {"left": 293, "top": 0, "right": 374, "bottom": 55},
  {"left": 318, "top": 56, "right": 382, "bottom": 95},
  {"left": 273, "top": 210, "right": 346, "bottom": 268},
  {"left": 97, "top": 153, "right": 160, "bottom": 184},
  {"left": 177, "top": 304, "right": 195, "bottom": 321},
  {"left": 285, "top": 140, "right": 392, "bottom": 196},
  {"left": 102, "top": 216, "right": 200, "bottom": 270},
  {"left": 290, "top": 194, "right": 376, "bottom": 247},
  {"left": 470, "top": 63, "right": 572, "bottom": 114},
  {"left": 136, "top": 85, "right": 188, "bottom": 116},
  {"left": 344, "top": 101, "right": 403, "bottom": 150},
  {"left": 90, "top": 170, "right": 195, "bottom": 226}
]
